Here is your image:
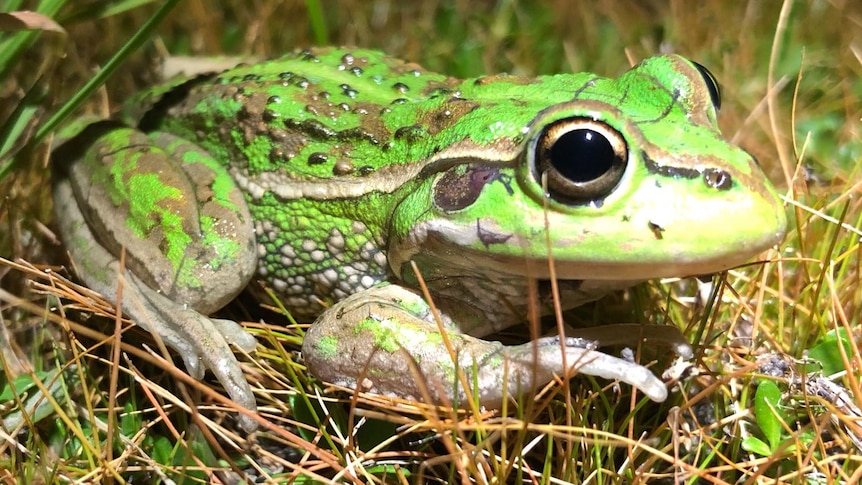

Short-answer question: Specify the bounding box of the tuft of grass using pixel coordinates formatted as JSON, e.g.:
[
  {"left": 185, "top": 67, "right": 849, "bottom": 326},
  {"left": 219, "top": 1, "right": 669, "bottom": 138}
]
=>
[{"left": 1, "top": 0, "right": 860, "bottom": 482}]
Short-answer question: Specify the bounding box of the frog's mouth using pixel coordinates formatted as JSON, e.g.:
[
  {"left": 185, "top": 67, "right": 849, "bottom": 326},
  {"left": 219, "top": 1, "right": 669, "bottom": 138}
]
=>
[{"left": 392, "top": 215, "right": 779, "bottom": 283}]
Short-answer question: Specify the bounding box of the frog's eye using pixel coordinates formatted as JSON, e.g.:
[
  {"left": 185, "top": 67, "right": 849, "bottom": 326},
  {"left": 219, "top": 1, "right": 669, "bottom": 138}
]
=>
[
  {"left": 532, "top": 118, "right": 628, "bottom": 205},
  {"left": 691, "top": 61, "right": 721, "bottom": 111}
]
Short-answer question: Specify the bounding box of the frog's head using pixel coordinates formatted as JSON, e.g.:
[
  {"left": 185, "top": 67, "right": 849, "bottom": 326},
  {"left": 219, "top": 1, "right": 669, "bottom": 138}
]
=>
[{"left": 388, "top": 55, "right": 786, "bottom": 282}]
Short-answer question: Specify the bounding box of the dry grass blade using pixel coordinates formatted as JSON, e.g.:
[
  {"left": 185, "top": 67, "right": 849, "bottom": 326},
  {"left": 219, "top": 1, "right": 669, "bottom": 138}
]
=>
[{"left": 0, "top": 11, "right": 66, "bottom": 34}]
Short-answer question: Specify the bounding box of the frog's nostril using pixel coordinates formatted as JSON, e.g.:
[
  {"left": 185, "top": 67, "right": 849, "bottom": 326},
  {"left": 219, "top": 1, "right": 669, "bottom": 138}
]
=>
[{"left": 703, "top": 168, "right": 732, "bottom": 191}]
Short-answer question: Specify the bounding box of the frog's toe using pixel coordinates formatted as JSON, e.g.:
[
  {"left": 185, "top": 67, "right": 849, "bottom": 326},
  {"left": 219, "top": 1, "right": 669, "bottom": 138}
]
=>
[
  {"left": 202, "top": 349, "right": 258, "bottom": 432},
  {"left": 210, "top": 317, "right": 258, "bottom": 352},
  {"left": 504, "top": 337, "right": 669, "bottom": 402},
  {"left": 177, "top": 345, "right": 206, "bottom": 379}
]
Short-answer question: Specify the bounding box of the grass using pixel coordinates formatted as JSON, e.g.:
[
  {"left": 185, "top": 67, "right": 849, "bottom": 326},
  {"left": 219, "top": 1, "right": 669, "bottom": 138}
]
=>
[{"left": 1, "top": 0, "right": 860, "bottom": 483}]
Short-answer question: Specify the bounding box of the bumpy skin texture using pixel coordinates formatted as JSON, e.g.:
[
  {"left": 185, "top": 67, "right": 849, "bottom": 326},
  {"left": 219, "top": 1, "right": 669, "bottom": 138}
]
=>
[{"left": 52, "top": 48, "right": 786, "bottom": 431}]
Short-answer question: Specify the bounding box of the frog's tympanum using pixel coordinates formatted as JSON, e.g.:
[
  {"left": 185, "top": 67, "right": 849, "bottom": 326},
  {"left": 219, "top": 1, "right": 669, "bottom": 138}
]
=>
[{"left": 52, "top": 48, "right": 786, "bottom": 431}]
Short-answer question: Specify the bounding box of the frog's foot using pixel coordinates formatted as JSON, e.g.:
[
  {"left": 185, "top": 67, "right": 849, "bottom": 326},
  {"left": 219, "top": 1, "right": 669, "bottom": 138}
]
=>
[
  {"left": 499, "top": 336, "right": 668, "bottom": 402},
  {"left": 302, "top": 284, "right": 675, "bottom": 408},
  {"left": 133, "top": 281, "right": 259, "bottom": 432}
]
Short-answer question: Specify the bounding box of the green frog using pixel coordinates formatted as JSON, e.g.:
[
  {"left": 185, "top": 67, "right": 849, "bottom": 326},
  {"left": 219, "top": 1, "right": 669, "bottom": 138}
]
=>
[{"left": 52, "top": 48, "right": 786, "bottom": 431}]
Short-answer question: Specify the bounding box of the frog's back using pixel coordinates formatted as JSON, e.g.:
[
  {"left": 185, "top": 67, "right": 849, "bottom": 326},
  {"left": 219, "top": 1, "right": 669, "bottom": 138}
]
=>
[{"left": 123, "top": 49, "right": 459, "bottom": 179}]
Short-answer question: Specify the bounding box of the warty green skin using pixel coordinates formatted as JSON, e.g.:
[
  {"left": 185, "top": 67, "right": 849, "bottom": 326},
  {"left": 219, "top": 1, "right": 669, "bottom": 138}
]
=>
[{"left": 52, "top": 48, "right": 786, "bottom": 432}]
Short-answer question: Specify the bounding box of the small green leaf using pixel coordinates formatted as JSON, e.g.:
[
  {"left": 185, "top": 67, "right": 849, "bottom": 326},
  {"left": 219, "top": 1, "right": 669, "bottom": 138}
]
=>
[
  {"left": 151, "top": 436, "right": 173, "bottom": 465},
  {"left": 807, "top": 328, "right": 853, "bottom": 376},
  {"left": 741, "top": 436, "right": 772, "bottom": 457},
  {"left": 0, "top": 372, "right": 49, "bottom": 400},
  {"left": 754, "top": 380, "right": 783, "bottom": 451},
  {"left": 367, "top": 463, "right": 411, "bottom": 478},
  {"left": 119, "top": 402, "right": 141, "bottom": 436}
]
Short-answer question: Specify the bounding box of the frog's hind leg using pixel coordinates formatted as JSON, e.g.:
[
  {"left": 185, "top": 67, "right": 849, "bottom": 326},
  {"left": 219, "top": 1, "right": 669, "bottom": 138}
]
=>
[{"left": 52, "top": 122, "right": 260, "bottom": 431}]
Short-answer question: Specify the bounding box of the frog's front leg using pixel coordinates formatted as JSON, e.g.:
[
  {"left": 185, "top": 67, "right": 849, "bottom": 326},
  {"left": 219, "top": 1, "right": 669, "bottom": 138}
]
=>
[
  {"left": 303, "top": 284, "right": 669, "bottom": 406},
  {"left": 53, "top": 122, "right": 259, "bottom": 431}
]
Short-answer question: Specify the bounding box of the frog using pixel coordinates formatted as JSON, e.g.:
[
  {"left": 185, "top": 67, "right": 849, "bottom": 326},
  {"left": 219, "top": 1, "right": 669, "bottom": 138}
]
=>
[{"left": 51, "top": 47, "right": 787, "bottom": 432}]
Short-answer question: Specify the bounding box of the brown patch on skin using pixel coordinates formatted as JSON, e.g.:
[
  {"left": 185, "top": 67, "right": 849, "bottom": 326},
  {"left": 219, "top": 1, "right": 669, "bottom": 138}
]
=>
[
  {"left": 473, "top": 73, "right": 538, "bottom": 86},
  {"left": 384, "top": 57, "right": 462, "bottom": 92},
  {"left": 352, "top": 101, "right": 392, "bottom": 146},
  {"left": 267, "top": 131, "right": 308, "bottom": 164},
  {"left": 296, "top": 90, "right": 344, "bottom": 121},
  {"left": 237, "top": 91, "right": 314, "bottom": 166},
  {"left": 478, "top": 137, "right": 522, "bottom": 156},
  {"left": 420, "top": 98, "right": 481, "bottom": 135},
  {"left": 248, "top": 94, "right": 312, "bottom": 155},
  {"left": 375, "top": 57, "right": 461, "bottom": 97},
  {"left": 234, "top": 91, "right": 274, "bottom": 144},
  {"left": 271, "top": 128, "right": 309, "bottom": 157},
  {"left": 417, "top": 137, "right": 523, "bottom": 179},
  {"left": 386, "top": 59, "right": 426, "bottom": 76}
]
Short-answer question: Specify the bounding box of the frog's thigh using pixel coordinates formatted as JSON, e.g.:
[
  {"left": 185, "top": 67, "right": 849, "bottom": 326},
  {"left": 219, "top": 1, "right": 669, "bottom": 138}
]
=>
[
  {"left": 65, "top": 124, "right": 258, "bottom": 314},
  {"left": 302, "top": 285, "right": 668, "bottom": 406}
]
